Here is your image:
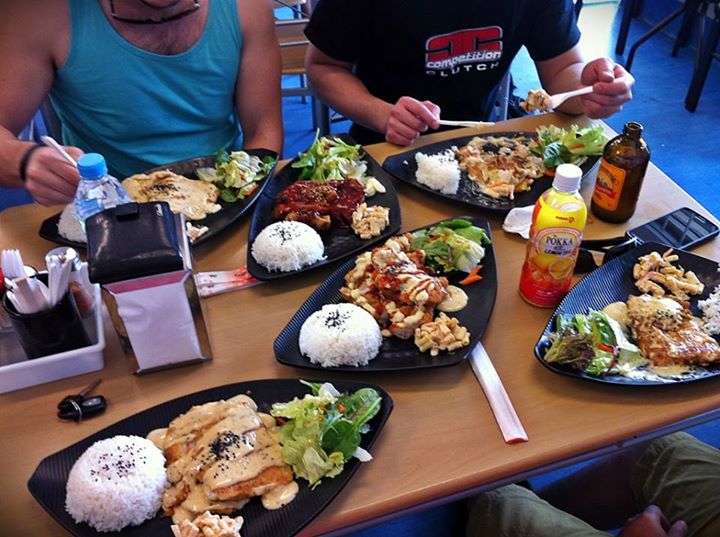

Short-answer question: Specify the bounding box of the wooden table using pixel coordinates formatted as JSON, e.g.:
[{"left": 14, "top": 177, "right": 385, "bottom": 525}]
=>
[{"left": 1, "top": 113, "right": 719, "bottom": 536}]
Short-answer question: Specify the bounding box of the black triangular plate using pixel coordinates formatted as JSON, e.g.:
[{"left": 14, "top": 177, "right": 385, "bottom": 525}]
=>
[
  {"left": 275, "top": 216, "right": 497, "bottom": 371},
  {"left": 382, "top": 131, "right": 599, "bottom": 215},
  {"left": 247, "top": 134, "right": 402, "bottom": 280},
  {"left": 38, "top": 148, "right": 277, "bottom": 248},
  {"left": 534, "top": 242, "right": 720, "bottom": 385},
  {"left": 27, "top": 378, "right": 393, "bottom": 537}
]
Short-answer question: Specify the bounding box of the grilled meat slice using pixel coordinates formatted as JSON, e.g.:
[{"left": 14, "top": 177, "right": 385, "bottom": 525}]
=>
[
  {"left": 633, "top": 320, "right": 720, "bottom": 366},
  {"left": 272, "top": 179, "right": 365, "bottom": 230},
  {"left": 627, "top": 294, "right": 720, "bottom": 366}
]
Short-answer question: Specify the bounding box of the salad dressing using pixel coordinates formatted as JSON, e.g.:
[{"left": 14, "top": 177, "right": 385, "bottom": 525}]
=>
[{"left": 437, "top": 286, "right": 468, "bottom": 312}]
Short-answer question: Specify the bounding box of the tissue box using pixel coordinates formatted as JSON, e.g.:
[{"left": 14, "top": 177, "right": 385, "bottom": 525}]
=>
[
  {"left": 88, "top": 204, "right": 213, "bottom": 373},
  {"left": 102, "top": 269, "right": 212, "bottom": 373}
]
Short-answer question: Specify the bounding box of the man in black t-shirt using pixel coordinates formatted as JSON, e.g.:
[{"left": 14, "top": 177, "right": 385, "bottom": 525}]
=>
[{"left": 304, "top": 0, "right": 635, "bottom": 145}]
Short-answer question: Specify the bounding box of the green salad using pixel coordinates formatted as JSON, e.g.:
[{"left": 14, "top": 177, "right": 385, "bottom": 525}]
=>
[
  {"left": 271, "top": 381, "right": 382, "bottom": 488},
  {"left": 291, "top": 133, "right": 372, "bottom": 182},
  {"left": 412, "top": 218, "right": 491, "bottom": 274},
  {"left": 197, "top": 150, "right": 275, "bottom": 203},
  {"left": 530, "top": 124, "right": 609, "bottom": 171},
  {"left": 544, "top": 311, "right": 646, "bottom": 376}
]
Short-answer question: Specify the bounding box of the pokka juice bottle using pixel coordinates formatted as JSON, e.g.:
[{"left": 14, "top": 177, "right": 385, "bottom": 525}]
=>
[{"left": 519, "top": 164, "right": 587, "bottom": 308}]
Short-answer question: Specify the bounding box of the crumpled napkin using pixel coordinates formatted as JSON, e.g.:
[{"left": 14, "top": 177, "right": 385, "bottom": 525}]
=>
[{"left": 502, "top": 205, "right": 534, "bottom": 239}]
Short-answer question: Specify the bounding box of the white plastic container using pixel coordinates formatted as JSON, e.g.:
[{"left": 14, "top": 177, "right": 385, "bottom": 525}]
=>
[{"left": 0, "top": 285, "right": 104, "bottom": 394}]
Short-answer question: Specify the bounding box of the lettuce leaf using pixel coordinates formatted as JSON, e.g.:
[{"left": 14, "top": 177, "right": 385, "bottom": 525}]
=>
[
  {"left": 531, "top": 124, "right": 609, "bottom": 170},
  {"left": 291, "top": 132, "right": 370, "bottom": 182},
  {"left": 271, "top": 382, "right": 381, "bottom": 488},
  {"left": 412, "top": 219, "right": 489, "bottom": 273},
  {"left": 544, "top": 311, "right": 644, "bottom": 376}
]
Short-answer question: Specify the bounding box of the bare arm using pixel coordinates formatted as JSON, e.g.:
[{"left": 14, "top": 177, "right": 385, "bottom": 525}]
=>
[
  {"left": 305, "top": 45, "right": 439, "bottom": 145},
  {"left": 536, "top": 44, "right": 634, "bottom": 119},
  {"left": 305, "top": 45, "right": 391, "bottom": 133},
  {"left": 0, "top": 0, "right": 82, "bottom": 205},
  {"left": 235, "top": 0, "right": 283, "bottom": 155}
]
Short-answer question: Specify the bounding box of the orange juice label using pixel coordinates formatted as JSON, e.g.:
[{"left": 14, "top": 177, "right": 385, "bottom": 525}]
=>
[
  {"left": 592, "top": 159, "right": 626, "bottom": 211},
  {"left": 519, "top": 227, "right": 582, "bottom": 308},
  {"left": 534, "top": 228, "right": 581, "bottom": 257}
]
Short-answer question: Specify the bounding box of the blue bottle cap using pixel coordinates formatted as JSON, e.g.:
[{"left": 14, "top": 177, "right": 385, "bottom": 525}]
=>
[{"left": 77, "top": 153, "right": 107, "bottom": 179}]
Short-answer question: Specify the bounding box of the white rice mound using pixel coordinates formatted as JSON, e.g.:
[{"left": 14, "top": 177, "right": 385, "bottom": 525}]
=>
[
  {"left": 252, "top": 221, "right": 326, "bottom": 272},
  {"left": 299, "top": 303, "right": 382, "bottom": 367},
  {"left": 415, "top": 148, "right": 461, "bottom": 195},
  {"left": 65, "top": 435, "right": 168, "bottom": 532},
  {"left": 699, "top": 284, "right": 720, "bottom": 335},
  {"left": 58, "top": 204, "right": 87, "bottom": 243}
]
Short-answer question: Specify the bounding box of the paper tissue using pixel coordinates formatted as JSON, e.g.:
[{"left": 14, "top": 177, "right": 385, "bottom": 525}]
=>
[{"left": 87, "top": 202, "right": 212, "bottom": 373}]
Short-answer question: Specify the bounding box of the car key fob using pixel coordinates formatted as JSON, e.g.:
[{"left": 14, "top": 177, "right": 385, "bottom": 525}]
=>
[
  {"left": 57, "top": 379, "right": 102, "bottom": 410},
  {"left": 57, "top": 395, "right": 107, "bottom": 422}
]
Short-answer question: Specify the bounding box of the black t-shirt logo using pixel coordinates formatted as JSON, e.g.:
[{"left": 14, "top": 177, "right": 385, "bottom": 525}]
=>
[{"left": 425, "top": 26, "right": 503, "bottom": 76}]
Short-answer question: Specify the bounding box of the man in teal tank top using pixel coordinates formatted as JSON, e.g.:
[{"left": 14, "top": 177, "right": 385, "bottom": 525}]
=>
[{"left": 0, "top": 0, "right": 282, "bottom": 206}]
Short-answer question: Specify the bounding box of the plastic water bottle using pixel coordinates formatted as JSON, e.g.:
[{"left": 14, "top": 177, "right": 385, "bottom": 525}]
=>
[{"left": 73, "top": 153, "right": 131, "bottom": 227}]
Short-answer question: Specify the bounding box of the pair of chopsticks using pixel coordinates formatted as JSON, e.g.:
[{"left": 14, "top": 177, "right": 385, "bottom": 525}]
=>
[
  {"left": 194, "top": 267, "right": 264, "bottom": 298},
  {"left": 469, "top": 342, "right": 528, "bottom": 444}
]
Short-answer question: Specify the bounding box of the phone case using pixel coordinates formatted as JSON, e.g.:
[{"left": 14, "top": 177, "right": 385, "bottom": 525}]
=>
[{"left": 627, "top": 207, "right": 719, "bottom": 250}]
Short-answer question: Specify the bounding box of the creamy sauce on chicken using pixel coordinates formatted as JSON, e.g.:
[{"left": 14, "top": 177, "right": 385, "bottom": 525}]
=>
[
  {"left": 123, "top": 170, "right": 221, "bottom": 221},
  {"left": 146, "top": 427, "right": 168, "bottom": 450},
  {"left": 261, "top": 480, "right": 300, "bottom": 510},
  {"left": 150, "top": 395, "right": 296, "bottom": 524}
]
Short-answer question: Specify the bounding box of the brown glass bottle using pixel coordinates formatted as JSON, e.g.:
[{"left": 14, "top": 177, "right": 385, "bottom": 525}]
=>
[{"left": 591, "top": 122, "right": 650, "bottom": 223}]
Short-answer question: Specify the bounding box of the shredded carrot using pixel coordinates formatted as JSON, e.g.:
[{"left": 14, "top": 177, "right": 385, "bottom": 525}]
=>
[
  {"left": 245, "top": 184, "right": 260, "bottom": 197},
  {"left": 459, "top": 265, "right": 483, "bottom": 286},
  {"left": 338, "top": 404, "right": 346, "bottom": 414}
]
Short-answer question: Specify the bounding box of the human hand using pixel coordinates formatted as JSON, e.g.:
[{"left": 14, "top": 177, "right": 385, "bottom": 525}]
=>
[
  {"left": 384, "top": 96, "right": 440, "bottom": 146},
  {"left": 619, "top": 505, "right": 687, "bottom": 537},
  {"left": 23, "top": 145, "right": 84, "bottom": 206},
  {"left": 580, "top": 58, "right": 634, "bottom": 118}
]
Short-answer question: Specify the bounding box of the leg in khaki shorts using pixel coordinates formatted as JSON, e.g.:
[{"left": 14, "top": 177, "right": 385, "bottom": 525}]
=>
[
  {"left": 631, "top": 432, "right": 720, "bottom": 537},
  {"left": 466, "top": 432, "right": 719, "bottom": 537}
]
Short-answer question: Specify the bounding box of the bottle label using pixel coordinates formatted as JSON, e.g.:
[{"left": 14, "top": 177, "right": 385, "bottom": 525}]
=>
[
  {"left": 535, "top": 228, "right": 581, "bottom": 257},
  {"left": 592, "top": 160, "right": 626, "bottom": 211},
  {"left": 519, "top": 227, "right": 582, "bottom": 308}
]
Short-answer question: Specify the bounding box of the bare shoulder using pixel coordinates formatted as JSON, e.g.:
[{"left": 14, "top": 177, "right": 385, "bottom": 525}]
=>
[
  {"left": 0, "top": 0, "right": 69, "bottom": 67},
  {"left": 236, "top": 0, "right": 275, "bottom": 38}
]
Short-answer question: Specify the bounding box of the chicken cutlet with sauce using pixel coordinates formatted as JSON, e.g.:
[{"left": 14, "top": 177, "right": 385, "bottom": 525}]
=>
[
  {"left": 123, "top": 170, "right": 222, "bottom": 221},
  {"left": 626, "top": 294, "right": 720, "bottom": 367},
  {"left": 341, "top": 234, "right": 449, "bottom": 339},
  {"left": 147, "top": 394, "right": 298, "bottom": 525}
]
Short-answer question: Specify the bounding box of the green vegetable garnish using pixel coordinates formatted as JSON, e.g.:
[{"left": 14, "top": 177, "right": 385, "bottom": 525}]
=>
[
  {"left": 291, "top": 131, "right": 372, "bottom": 183},
  {"left": 271, "top": 381, "right": 382, "bottom": 488},
  {"left": 544, "top": 310, "right": 645, "bottom": 376},
  {"left": 197, "top": 149, "right": 275, "bottom": 202},
  {"left": 412, "top": 218, "right": 491, "bottom": 274},
  {"left": 531, "top": 124, "right": 609, "bottom": 170}
]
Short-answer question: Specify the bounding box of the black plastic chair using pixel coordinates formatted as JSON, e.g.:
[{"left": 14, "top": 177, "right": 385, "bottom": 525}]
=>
[
  {"left": 618, "top": 0, "right": 720, "bottom": 112},
  {"left": 686, "top": 1, "right": 720, "bottom": 111}
]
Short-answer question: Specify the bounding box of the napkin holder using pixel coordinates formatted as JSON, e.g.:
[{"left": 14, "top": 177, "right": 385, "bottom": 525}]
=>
[{"left": 88, "top": 203, "right": 212, "bottom": 373}]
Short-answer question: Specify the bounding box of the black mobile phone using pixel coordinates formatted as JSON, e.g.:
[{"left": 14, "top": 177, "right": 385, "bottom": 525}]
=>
[{"left": 627, "top": 207, "right": 719, "bottom": 251}]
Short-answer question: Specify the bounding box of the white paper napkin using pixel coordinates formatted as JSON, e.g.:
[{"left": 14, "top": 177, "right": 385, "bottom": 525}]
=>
[
  {"left": 110, "top": 272, "right": 202, "bottom": 370},
  {"left": 502, "top": 205, "right": 534, "bottom": 239}
]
